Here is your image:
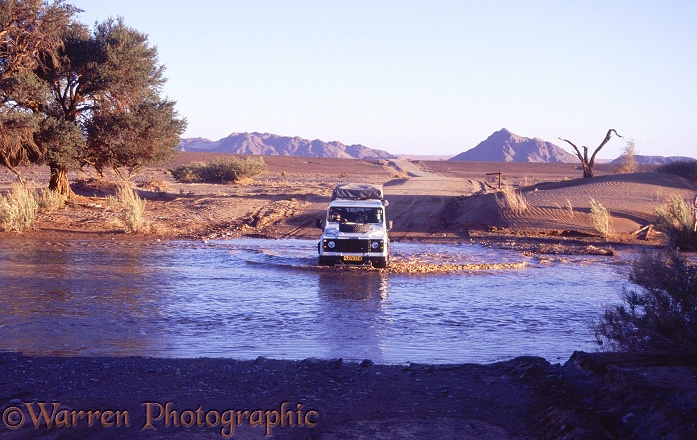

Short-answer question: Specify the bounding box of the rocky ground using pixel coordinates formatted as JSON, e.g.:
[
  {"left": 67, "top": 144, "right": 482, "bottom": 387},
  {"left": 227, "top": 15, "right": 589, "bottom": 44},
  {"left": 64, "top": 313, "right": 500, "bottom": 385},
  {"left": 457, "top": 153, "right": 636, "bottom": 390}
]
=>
[{"left": 1, "top": 351, "right": 696, "bottom": 439}]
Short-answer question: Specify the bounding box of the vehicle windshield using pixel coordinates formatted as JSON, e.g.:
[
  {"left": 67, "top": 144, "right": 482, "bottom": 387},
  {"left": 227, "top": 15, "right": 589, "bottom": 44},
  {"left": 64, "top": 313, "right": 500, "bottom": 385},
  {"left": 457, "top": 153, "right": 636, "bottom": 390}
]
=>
[{"left": 328, "top": 207, "right": 383, "bottom": 224}]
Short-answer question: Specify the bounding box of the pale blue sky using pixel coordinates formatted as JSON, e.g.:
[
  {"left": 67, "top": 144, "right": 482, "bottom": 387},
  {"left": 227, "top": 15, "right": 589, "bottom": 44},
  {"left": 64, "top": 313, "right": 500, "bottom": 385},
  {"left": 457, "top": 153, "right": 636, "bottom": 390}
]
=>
[{"left": 69, "top": 0, "right": 697, "bottom": 158}]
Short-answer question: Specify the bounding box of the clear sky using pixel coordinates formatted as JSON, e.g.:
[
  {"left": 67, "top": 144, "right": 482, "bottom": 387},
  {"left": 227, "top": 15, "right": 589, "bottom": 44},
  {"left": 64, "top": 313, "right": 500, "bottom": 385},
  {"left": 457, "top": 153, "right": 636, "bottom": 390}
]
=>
[{"left": 68, "top": 0, "right": 697, "bottom": 159}]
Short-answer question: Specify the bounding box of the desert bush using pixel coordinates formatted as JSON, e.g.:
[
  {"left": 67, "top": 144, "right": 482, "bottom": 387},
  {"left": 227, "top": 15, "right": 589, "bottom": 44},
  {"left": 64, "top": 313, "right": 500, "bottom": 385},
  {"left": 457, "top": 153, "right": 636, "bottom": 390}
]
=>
[
  {"left": 170, "top": 162, "right": 205, "bottom": 183},
  {"left": 655, "top": 160, "right": 697, "bottom": 182},
  {"left": 0, "top": 184, "right": 39, "bottom": 232},
  {"left": 615, "top": 140, "right": 639, "bottom": 174},
  {"left": 656, "top": 195, "right": 697, "bottom": 250},
  {"left": 495, "top": 186, "right": 528, "bottom": 212},
  {"left": 38, "top": 189, "right": 65, "bottom": 211},
  {"left": 171, "top": 157, "right": 267, "bottom": 183},
  {"left": 589, "top": 197, "right": 611, "bottom": 237},
  {"left": 594, "top": 251, "right": 697, "bottom": 356},
  {"left": 116, "top": 185, "right": 149, "bottom": 233}
]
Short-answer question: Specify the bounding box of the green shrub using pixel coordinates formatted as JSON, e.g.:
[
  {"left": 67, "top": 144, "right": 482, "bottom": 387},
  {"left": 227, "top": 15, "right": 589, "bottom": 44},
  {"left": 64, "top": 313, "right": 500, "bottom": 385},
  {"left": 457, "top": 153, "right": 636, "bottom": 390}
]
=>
[
  {"left": 656, "top": 195, "right": 697, "bottom": 250},
  {"left": 116, "top": 185, "right": 149, "bottom": 233},
  {"left": 594, "top": 251, "right": 697, "bottom": 356},
  {"left": 170, "top": 162, "right": 205, "bottom": 183},
  {"left": 171, "top": 156, "right": 267, "bottom": 183},
  {"left": 0, "top": 184, "right": 39, "bottom": 232},
  {"left": 655, "top": 160, "right": 697, "bottom": 181}
]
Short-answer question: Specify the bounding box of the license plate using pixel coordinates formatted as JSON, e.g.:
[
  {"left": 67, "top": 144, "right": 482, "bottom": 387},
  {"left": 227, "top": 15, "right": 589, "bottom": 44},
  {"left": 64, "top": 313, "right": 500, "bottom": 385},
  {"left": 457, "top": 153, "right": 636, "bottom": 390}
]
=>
[{"left": 343, "top": 255, "right": 363, "bottom": 262}]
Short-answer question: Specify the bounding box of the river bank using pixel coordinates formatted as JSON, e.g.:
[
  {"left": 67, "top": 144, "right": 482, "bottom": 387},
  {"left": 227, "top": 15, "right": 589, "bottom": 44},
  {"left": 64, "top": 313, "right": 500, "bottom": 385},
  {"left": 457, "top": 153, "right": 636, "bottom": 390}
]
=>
[
  {"left": 2, "top": 154, "right": 694, "bottom": 251},
  {"left": 1, "top": 351, "right": 695, "bottom": 439}
]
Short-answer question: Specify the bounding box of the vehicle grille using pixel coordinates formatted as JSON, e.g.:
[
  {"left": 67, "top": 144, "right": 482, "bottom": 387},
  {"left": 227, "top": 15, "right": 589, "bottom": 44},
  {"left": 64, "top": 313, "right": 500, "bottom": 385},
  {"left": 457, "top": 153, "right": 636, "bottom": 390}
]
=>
[{"left": 335, "top": 239, "right": 370, "bottom": 253}]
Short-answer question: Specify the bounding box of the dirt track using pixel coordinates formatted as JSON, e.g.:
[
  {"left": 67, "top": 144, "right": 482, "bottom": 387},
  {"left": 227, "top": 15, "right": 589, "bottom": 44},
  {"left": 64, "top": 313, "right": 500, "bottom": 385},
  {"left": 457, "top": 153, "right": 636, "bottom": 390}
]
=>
[{"left": 383, "top": 160, "right": 474, "bottom": 239}]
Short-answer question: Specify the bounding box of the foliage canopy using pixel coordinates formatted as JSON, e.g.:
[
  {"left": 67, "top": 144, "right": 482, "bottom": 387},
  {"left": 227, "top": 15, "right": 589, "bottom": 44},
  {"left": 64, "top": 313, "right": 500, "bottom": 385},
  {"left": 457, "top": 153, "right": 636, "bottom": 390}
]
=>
[
  {"left": 0, "top": 0, "right": 186, "bottom": 195},
  {"left": 594, "top": 251, "right": 697, "bottom": 357}
]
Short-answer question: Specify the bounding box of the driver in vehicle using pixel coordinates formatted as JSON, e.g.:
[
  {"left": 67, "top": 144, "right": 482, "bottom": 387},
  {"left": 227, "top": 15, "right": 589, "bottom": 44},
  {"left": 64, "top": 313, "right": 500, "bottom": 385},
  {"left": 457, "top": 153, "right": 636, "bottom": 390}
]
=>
[{"left": 330, "top": 209, "right": 343, "bottom": 222}]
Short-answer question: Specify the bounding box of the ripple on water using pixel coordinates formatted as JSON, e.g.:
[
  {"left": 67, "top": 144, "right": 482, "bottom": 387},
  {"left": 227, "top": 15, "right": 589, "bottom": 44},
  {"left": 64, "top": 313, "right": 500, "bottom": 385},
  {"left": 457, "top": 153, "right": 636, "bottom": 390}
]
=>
[{"left": 0, "top": 238, "right": 629, "bottom": 363}]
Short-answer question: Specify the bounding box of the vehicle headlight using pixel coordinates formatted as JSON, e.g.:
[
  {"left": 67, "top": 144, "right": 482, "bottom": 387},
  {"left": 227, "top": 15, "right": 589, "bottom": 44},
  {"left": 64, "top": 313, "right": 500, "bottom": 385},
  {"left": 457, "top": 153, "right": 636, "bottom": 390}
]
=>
[
  {"left": 327, "top": 240, "right": 336, "bottom": 249},
  {"left": 370, "top": 240, "right": 383, "bottom": 251}
]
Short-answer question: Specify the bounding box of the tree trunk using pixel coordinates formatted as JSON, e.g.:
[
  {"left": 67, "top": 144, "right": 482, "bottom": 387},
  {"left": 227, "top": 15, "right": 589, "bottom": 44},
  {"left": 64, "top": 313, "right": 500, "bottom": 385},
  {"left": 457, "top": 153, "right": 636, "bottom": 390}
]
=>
[
  {"left": 559, "top": 130, "right": 621, "bottom": 179},
  {"left": 583, "top": 164, "right": 595, "bottom": 178},
  {"left": 49, "top": 165, "right": 71, "bottom": 198}
]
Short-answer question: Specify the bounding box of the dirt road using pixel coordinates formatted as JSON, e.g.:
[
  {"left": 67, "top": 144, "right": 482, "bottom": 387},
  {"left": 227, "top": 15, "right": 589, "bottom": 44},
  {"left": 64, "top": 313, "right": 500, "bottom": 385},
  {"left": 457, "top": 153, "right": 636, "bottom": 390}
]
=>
[{"left": 382, "top": 160, "right": 484, "bottom": 239}]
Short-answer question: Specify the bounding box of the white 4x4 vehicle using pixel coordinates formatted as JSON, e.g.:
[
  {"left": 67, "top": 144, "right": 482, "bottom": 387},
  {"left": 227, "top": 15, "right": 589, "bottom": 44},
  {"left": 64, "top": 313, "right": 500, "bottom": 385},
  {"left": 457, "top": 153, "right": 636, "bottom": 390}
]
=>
[{"left": 316, "top": 183, "right": 392, "bottom": 268}]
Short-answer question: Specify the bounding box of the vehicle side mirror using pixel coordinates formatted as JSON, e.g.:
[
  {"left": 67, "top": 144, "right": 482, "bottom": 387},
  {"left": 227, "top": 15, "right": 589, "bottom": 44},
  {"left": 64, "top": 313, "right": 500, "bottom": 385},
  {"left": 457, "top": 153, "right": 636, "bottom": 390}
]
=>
[
  {"left": 387, "top": 220, "right": 393, "bottom": 231},
  {"left": 316, "top": 218, "right": 324, "bottom": 229}
]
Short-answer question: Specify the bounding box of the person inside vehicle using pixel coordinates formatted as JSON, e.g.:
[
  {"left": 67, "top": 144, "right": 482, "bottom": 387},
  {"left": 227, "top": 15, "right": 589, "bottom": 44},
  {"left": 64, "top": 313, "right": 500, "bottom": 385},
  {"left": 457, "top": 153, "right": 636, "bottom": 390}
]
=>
[{"left": 330, "top": 209, "right": 343, "bottom": 222}]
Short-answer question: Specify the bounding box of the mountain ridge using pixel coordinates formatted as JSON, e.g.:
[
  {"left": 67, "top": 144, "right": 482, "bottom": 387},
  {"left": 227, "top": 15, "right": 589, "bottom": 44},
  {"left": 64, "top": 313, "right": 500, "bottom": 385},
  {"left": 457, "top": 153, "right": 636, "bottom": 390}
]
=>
[
  {"left": 609, "top": 154, "right": 696, "bottom": 166},
  {"left": 179, "top": 132, "right": 394, "bottom": 159},
  {"left": 449, "top": 128, "right": 577, "bottom": 163}
]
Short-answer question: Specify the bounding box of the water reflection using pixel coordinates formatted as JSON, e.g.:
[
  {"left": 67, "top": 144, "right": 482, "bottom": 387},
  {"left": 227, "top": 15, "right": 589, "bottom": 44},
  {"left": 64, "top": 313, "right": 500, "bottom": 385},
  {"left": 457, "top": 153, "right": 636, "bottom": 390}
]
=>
[
  {"left": 316, "top": 270, "right": 390, "bottom": 361},
  {"left": 0, "top": 239, "right": 166, "bottom": 356},
  {"left": 317, "top": 269, "right": 389, "bottom": 301},
  {"left": 0, "top": 238, "right": 628, "bottom": 363}
]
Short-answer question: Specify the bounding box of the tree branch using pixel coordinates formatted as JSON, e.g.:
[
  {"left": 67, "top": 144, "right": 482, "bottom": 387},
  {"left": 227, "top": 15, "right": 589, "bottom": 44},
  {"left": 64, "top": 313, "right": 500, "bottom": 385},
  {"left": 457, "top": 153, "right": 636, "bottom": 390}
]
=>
[
  {"left": 0, "top": 154, "right": 26, "bottom": 184},
  {"left": 589, "top": 129, "right": 622, "bottom": 168},
  {"left": 558, "top": 137, "right": 584, "bottom": 163}
]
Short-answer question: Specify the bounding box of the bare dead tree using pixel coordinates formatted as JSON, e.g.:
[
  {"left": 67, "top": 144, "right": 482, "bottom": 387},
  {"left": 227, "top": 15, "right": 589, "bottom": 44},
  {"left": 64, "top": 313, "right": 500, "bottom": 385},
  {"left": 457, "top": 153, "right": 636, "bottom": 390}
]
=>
[{"left": 559, "top": 129, "right": 622, "bottom": 178}]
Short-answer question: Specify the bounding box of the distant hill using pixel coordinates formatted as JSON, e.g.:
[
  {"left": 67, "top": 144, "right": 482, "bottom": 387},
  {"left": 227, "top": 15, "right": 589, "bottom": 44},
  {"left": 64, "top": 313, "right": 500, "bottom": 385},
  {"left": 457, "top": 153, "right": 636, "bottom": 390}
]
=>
[
  {"left": 609, "top": 155, "right": 696, "bottom": 165},
  {"left": 179, "top": 132, "right": 394, "bottom": 159},
  {"left": 449, "top": 128, "right": 577, "bottom": 163}
]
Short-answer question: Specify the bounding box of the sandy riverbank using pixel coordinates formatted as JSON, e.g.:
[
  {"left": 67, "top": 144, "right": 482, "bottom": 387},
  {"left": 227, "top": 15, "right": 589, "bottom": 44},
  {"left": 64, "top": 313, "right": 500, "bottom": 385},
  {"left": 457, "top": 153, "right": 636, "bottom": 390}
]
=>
[{"left": 2, "top": 154, "right": 694, "bottom": 250}]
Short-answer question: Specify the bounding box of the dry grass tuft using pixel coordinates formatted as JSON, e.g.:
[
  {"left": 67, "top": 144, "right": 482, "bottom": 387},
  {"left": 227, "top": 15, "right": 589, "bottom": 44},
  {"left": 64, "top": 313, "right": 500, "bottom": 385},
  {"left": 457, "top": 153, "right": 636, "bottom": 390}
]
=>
[
  {"left": 0, "top": 184, "right": 39, "bottom": 232},
  {"left": 38, "top": 189, "right": 65, "bottom": 211},
  {"left": 116, "top": 185, "right": 149, "bottom": 233},
  {"left": 565, "top": 198, "right": 574, "bottom": 218},
  {"left": 495, "top": 186, "right": 528, "bottom": 212},
  {"left": 589, "top": 197, "right": 611, "bottom": 237}
]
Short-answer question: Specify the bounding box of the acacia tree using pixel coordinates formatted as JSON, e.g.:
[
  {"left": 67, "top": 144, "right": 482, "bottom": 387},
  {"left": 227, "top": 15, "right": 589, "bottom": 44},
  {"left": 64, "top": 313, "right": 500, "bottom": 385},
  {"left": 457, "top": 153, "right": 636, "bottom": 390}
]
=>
[
  {"left": 85, "top": 96, "right": 184, "bottom": 178},
  {"left": 0, "top": 0, "right": 76, "bottom": 181},
  {"left": 559, "top": 129, "right": 622, "bottom": 178},
  {"left": 2, "top": 3, "right": 185, "bottom": 196},
  {"left": 36, "top": 16, "right": 186, "bottom": 195}
]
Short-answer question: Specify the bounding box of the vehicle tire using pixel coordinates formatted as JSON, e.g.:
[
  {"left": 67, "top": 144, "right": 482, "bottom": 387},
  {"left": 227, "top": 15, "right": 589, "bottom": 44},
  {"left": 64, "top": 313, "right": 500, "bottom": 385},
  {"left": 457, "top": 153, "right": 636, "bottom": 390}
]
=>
[
  {"left": 339, "top": 223, "right": 371, "bottom": 233},
  {"left": 319, "top": 257, "right": 335, "bottom": 267},
  {"left": 372, "top": 257, "right": 388, "bottom": 269}
]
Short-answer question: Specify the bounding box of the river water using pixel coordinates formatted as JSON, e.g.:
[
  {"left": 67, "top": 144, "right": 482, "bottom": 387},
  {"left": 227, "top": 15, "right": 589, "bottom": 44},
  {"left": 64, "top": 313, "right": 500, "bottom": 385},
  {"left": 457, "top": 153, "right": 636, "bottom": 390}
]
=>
[{"left": 0, "top": 238, "right": 629, "bottom": 364}]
